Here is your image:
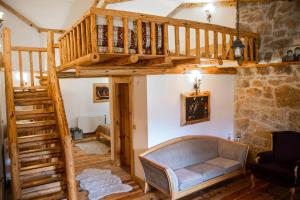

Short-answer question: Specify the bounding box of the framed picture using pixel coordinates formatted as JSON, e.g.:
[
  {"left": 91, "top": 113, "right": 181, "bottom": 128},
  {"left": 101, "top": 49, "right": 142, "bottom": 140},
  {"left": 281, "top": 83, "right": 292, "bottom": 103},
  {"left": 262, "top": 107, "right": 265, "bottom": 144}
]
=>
[
  {"left": 93, "top": 83, "right": 109, "bottom": 103},
  {"left": 180, "top": 91, "right": 210, "bottom": 126}
]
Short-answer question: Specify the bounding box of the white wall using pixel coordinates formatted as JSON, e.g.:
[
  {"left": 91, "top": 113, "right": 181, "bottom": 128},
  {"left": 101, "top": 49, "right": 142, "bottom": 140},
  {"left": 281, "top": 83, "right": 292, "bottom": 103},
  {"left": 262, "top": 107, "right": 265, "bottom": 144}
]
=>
[
  {"left": 132, "top": 76, "right": 148, "bottom": 179},
  {"left": 59, "top": 78, "right": 110, "bottom": 131},
  {"left": 147, "top": 74, "right": 235, "bottom": 147}
]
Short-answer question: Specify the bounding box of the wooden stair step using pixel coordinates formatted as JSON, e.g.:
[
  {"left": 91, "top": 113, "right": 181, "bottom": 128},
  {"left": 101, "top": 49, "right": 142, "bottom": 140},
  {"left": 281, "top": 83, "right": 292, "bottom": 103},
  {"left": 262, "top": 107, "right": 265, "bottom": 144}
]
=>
[
  {"left": 22, "top": 176, "right": 64, "bottom": 189},
  {"left": 24, "top": 191, "right": 66, "bottom": 200},
  {"left": 14, "top": 90, "right": 48, "bottom": 99},
  {"left": 17, "top": 120, "right": 56, "bottom": 129},
  {"left": 18, "top": 133, "right": 59, "bottom": 144},
  {"left": 19, "top": 146, "right": 61, "bottom": 158},
  {"left": 20, "top": 153, "right": 61, "bottom": 163},
  {"left": 16, "top": 110, "right": 55, "bottom": 121},
  {"left": 20, "top": 161, "right": 64, "bottom": 176},
  {"left": 13, "top": 86, "right": 48, "bottom": 92},
  {"left": 15, "top": 97, "right": 52, "bottom": 106},
  {"left": 19, "top": 138, "right": 59, "bottom": 149},
  {"left": 21, "top": 183, "right": 65, "bottom": 200}
]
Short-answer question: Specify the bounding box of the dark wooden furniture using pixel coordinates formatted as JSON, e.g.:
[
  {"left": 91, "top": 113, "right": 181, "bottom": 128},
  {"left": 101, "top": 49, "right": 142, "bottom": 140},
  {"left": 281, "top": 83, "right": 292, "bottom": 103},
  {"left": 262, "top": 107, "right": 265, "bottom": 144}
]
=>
[{"left": 251, "top": 131, "right": 300, "bottom": 200}]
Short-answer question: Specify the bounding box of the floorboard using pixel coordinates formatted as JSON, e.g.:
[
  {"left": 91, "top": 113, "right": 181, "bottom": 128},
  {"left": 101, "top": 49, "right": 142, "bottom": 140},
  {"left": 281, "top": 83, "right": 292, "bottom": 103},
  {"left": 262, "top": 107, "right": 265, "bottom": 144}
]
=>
[{"left": 73, "top": 141, "right": 300, "bottom": 200}]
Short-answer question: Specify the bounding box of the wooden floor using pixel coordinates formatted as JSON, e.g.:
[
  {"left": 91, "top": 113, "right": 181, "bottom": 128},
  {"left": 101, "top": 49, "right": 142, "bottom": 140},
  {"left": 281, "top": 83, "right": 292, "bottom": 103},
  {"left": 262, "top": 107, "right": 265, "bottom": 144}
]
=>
[{"left": 73, "top": 140, "right": 299, "bottom": 200}]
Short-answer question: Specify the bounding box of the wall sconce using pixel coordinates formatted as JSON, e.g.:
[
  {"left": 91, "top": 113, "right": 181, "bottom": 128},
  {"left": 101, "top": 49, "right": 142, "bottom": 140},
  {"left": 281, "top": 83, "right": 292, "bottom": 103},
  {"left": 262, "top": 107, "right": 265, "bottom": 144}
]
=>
[
  {"left": 0, "top": 12, "right": 4, "bottom": 28},
  {"left": 188, "top": 70, "right": 202, "bottom": 95},
  {"left": 204, "top": 3, "right": 214, "bottom": 24}
]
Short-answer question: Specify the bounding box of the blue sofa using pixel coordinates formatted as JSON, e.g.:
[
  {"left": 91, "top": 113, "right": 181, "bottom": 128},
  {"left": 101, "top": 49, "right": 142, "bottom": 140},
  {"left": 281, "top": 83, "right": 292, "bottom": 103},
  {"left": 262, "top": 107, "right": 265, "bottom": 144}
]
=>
[{"left": 139, "top": 135, "right": 249, "bottom": 199}]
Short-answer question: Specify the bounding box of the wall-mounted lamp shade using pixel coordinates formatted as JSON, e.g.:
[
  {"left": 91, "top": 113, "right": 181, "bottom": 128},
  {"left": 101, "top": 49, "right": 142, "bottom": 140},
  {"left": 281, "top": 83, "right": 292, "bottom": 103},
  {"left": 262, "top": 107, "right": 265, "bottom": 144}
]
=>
[
  {"left": 232, "top": 39, "right": 245, "bottom": 60},
  {"left": 0, "top": 12, "right": 4, "bottom": 20}
]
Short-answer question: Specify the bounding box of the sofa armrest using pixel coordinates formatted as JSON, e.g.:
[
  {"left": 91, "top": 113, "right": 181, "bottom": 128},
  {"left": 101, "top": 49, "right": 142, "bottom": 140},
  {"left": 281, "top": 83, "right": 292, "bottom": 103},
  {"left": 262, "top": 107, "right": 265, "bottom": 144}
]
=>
[
  {"left": 256, "top": 151, "right": 274, "bottom": 163},
  {"left": 139, "top": 156, "right": 178, "bottom": 195},
  {"left": 218, "top": 139, "right": 249, "bottom": 167}
]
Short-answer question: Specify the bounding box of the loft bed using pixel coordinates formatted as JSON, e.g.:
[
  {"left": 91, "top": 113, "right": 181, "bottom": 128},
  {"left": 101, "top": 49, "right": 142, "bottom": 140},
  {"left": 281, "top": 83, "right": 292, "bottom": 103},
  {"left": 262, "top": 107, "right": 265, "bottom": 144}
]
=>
[{"left": 57, "top": 8, "right": 260, "bottom": 77}]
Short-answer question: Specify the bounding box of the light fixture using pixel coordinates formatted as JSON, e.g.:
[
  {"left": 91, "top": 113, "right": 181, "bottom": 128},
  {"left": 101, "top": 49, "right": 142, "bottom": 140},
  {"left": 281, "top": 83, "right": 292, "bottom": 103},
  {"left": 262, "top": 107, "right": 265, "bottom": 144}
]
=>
[
  {"left": 231, "top": 0, "right": 244, "bottom": 65},
  {"left": 0, "top": 12, "right": 4, "bottom": 28}
]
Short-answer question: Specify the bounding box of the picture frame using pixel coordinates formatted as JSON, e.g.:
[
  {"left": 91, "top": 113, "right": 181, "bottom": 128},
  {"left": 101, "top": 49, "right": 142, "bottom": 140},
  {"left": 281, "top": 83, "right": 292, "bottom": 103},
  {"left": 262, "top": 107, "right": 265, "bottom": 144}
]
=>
[
  {"left": 180, "top": 91, "right": 210, "bottom": 126},
  {"left": 93, "top": 83, "right": 109, "bottom": 103}
]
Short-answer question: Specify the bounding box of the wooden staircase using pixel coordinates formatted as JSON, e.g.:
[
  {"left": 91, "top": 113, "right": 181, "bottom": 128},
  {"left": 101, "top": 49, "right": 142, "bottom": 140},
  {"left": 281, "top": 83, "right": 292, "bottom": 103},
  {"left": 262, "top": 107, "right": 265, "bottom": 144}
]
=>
[
  {"left": 3, "top": 28, "right": 77, "bottom": 200},
  {"left": 14, "top": 87, "right": 67, "bottom": 199}
]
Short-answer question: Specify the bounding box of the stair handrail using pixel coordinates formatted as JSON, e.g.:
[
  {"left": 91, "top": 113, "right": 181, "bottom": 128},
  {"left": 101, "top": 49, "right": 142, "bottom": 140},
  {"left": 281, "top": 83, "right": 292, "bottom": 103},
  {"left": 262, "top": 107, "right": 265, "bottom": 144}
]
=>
[
  {"left": 3, "top": 27, "right": 21, "bottom": 200},
  {"left": 47, "top": 31, "right": 78, "bottom": 200}
]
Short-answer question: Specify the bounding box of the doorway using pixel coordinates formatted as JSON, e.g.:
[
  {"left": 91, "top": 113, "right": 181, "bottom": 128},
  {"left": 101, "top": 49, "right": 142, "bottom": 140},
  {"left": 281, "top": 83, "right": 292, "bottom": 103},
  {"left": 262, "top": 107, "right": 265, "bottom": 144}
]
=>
[{"left": 111, "top": 77, "right": 134, "bottom": 176}]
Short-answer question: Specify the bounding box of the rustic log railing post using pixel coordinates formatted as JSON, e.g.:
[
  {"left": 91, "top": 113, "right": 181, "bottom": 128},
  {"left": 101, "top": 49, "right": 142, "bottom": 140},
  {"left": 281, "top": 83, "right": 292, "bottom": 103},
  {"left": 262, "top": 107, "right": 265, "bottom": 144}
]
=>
[
  {"left": 47, "top": 31, "right": 78, "bottom": 200},
  {"left": 3, "top": 27, "right": 21, "bottom": 200}
]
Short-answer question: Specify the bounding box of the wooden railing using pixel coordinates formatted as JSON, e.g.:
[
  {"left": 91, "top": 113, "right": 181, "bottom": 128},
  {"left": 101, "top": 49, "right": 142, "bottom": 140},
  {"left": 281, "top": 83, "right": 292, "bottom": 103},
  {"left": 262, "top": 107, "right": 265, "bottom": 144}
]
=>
[
  {"left": 47, "top": 31, "right": 77, "bottom": 200},
  {"left": 58, "top": 8, "right": 260, "bottom": 69},
  {"left": 3, "top": 27, "right": 21, "bottom": 200},
  {"left": 11, "top": 46, "right": 47, "bottom": 87}
]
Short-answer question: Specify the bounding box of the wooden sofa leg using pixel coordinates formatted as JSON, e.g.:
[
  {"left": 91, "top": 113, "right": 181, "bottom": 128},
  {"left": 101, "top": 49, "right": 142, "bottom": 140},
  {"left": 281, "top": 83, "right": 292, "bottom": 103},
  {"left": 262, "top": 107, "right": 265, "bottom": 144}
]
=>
[
  {"left": 144, "top": 182, "right": 149, "bottom": 194},
  {"left": 250, "top": 174, "right": 255, "bottom": 189},
  {"left": 290, "top": 187, "right": 295, "bottom": 200}
]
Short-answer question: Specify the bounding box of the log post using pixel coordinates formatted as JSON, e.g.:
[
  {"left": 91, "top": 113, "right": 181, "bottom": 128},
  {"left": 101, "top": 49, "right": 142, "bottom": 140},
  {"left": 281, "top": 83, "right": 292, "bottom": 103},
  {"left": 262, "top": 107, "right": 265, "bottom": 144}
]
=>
[
  {"left": 90, "top": 14, "right": 98, "bottom": 53},
  {"left": 137, "top": 19, "right": 143, "bottom": 55},
  {"left": 195, "top": 28, "right": 200, "bottom": 57},
  {"left": 244, "top": 37, "right": 248, "bottom": 63},
  {"left": 213, "top": 31, "right": 218, "bottom": 59},
  {"left": 175, "top": 25, "right": 180, "bottom": 56},
  {"left": 38, "top": 51, "right": 43, "bottom": 78},
  {"left": 205, "top": 29, "right": 209, "bottom": 58},
  {"left": 249, "top": 37, "right": 254, "bottom": 61},
  {"left": 229, "top": 34, "right": 234, "bottom": 60},
  {"left": 185, "top": 27, "right": 190, "bottom": 56},
  {"left": 3, "top": 27, "right": 21, "bottom": 200},
  {"left": 29, "top": 51, "right": 34, "bottom": 86},
  {"left": 150, "top": 21, "right": 156, "bottom": 55},
  {"left": 85, "top": 16, "right": 92, "bottom": 54},
  {"left": 18, "top": 50, "right": 24, "bottom": 86},
  {"left": 107, "top": 16, "right": 114, "bottom": 53},
  {"left": 123, "top": 17, "right": 129, "bottom": 54},
  {"left": 222, "top": 32, "right": 226, "bottom": 60},
  {"left": 47, "top": 31, "right": 78, "bottom": 200},
  {"left": 163, "top": 23, "right": 168, "bottom": 55}
]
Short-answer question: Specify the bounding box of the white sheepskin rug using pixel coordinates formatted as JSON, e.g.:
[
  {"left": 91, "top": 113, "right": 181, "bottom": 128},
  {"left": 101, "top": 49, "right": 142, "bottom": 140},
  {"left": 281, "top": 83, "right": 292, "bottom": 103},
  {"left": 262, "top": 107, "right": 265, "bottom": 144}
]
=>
[
  {"left": 76, "top": 168, "right": 132, "bottom": 200},
  {"left": 75, "top": 141, "right": 109, "bottom": 155}
]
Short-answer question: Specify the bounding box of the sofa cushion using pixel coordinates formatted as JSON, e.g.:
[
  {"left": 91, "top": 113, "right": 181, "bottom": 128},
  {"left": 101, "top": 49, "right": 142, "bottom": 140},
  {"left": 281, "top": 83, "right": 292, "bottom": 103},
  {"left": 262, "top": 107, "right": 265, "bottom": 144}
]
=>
[
  {"left": 205, "top": 157, "right": 241, "bottom": 173},
  {"left": 174, "top": 168, "right": 203, "bottom": 191},
  {"left": 186, "top": 163, "right": 224, "bottom": 181}
]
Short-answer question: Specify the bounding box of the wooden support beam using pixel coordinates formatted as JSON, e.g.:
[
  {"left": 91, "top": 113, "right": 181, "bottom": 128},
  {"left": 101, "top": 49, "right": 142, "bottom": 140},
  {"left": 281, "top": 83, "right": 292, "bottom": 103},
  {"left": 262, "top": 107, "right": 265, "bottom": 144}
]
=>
[
  {"left": 172, "top": 57, "right": 200, "bottom": 66},
  {"left": 103, "top": 55, "right": 139, "bottom": 66},
  {"left": 0, "top": 1, "right": 64, "bottom": 33},
  {"left": 3, "top": 27, "right": 22, "bottom": 200},
  {"left": 58, "top": 53, "right": 100, "bottom": 71},
  {"left": 47, "top": 31, "right": 77, "bottom": 200}
]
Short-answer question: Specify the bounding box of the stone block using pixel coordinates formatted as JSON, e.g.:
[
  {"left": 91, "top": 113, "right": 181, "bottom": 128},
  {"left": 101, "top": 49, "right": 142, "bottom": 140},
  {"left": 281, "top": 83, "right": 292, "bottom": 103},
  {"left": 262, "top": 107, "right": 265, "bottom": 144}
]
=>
[{"left": 275, "top": 85, "right": 300, "bottom": 109}]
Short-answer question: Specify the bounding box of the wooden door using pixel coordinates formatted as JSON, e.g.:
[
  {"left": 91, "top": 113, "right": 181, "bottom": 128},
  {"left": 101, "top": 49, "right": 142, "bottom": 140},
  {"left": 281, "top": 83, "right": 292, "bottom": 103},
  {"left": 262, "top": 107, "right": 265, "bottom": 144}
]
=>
[
  {"left": 112, "top": 77, "right": 134, "bottom": 176},
  {"left": 118, "top": 83, "right": 131, "bottom": 169}
]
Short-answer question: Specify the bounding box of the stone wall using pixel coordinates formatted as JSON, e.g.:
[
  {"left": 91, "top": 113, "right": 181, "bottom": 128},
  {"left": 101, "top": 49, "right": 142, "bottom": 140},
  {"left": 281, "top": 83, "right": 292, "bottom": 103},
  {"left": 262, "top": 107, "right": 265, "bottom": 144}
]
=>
[
  {"left": 235, "top": 64, "right": 300, "bottom": 161},
  {"left": 240, "top": 0, "right": 300, "bottom": 62}
]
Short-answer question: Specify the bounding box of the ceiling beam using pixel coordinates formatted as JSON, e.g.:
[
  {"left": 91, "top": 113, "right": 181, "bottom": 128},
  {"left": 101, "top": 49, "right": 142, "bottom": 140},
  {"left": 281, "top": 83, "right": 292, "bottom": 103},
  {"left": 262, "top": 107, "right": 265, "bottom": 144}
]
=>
[
  {"left": 0, "top": 0, "right": 64, "bottom": 34},
  {"left": 99, "top": 0, "right": 134, "bottom": 9}
]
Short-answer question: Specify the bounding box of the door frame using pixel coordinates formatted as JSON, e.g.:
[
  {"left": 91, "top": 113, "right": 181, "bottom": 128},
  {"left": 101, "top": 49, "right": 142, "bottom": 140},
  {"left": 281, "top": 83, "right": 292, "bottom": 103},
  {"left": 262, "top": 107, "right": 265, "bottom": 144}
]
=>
[{"left": 110, "top": 76, "right": 134, "bottom": 177}]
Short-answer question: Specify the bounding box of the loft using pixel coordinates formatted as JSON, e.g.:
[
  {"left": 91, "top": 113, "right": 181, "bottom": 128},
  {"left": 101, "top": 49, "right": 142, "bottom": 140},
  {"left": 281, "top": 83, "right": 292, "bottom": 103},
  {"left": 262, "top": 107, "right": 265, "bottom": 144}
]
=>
[{"left": 57, "top": 8, "right": 260, "bottom": 77}]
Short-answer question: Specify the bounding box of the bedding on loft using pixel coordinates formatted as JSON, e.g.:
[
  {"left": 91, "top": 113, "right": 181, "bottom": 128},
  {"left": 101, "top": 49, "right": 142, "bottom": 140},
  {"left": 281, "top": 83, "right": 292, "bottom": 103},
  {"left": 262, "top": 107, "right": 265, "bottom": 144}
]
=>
[{"left": 96, "top": 16, "right": 164, "bottom": 55}]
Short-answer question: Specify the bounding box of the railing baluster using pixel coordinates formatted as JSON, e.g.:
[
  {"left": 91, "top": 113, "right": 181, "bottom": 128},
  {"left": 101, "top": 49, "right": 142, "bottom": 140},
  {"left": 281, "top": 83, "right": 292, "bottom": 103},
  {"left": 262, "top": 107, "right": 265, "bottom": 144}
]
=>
[
  {"left": 214, "top": 31, "right": 218, "bottom": 59},
  {"left": 185, "top": 27, "right": 190, "bottom": 56},
  {"left": 137, "top": 19, "right": 143, "bottom": 55},
  {"left": 107, "top": 16, "right": 113, "bottom": 53},
  {"left": 90, "top": 14, "right": 98, "bottom": 53},
  {"left": 85, "top": 16, "right": 91, "bottom": 54},
  {"left": 66, "top": 35, "right": 71, "bottom": 62},
  {"left": 76, "top": 26, "right": 82, "bottom": 58},
  {"left": 123, "top": 17, "right": 129, "bottom": 54},
  {"left": 81, "top": 22, "right": 87, "bottom": 56},
  {"left": 205, "top": 29, "right": 209, "bottom": 58},
  {"left": 29, "top": 51, "right": 34, "bottom": 86},
  {"left": 69, "top": 33, "right": 74, "bottom": 61},
  {"left": 72, "top": 30, "right": 77, "bottom": 59},
  {"left": 249, "top": 37, "right": 254, "bottom": 61},
  {"left": 38, "top": 51, "right": 43, "bottom": 78},
  {"left": 163, "top": 23, "right": 168, "bottom": 55},
  {"left": 196, "top": 28, "right": 200, "bottom": 57},
  {"left": 59, "top": 41, "right": 63, "bottom": 65},
  {"left": 151, "top": 21, "right": 156, "bottom": 55},
  {"left": 222, "top": 32, "right": 226, "bottom": 60},
  {"left": 255, "top": 37, "right": 259, "bottom": 63},
  {"left": 18, "top": 51, "right": 24, "bottom": 86},
  {"left": 244, "top": 37, "right": 248, "bottom": 62},
  {"left": 229, "top": 34, "right": 234, "bottom": 60},
  {"left": 175, "top": 25, "right": 180, "bottom": 56}
]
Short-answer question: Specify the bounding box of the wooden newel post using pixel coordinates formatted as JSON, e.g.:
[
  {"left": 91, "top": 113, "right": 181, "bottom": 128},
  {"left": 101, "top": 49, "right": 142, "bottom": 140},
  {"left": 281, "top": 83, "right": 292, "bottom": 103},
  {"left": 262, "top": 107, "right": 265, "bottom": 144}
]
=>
[
  {"left": 3, "top": 27, "right": 21, "bottom": 200},
  {"left": 47, "top": 31, "right": 78, "bottom": 200}
]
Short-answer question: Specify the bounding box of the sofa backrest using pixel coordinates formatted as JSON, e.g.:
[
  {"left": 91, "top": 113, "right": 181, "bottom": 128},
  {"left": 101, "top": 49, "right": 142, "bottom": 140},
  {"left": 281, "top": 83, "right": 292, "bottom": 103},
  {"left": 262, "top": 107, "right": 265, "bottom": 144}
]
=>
[
  {"left": 272, "top": 131, "right": 300, "bottom": 163},
  {"left": 145, "top": 138, "right": 218, "bottom": 170}
]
